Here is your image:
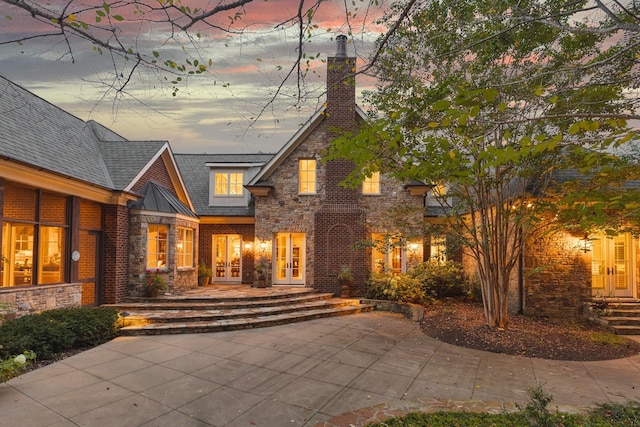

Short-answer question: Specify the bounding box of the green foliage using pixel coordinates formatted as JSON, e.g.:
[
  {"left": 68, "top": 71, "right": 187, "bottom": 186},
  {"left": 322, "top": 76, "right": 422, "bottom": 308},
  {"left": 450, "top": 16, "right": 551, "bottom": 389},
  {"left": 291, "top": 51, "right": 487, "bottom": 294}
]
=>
[
  {"left": 327, "top": 0, "right": 640, "bottom": 329},
  {"left": 0, "top": 350, "right": 36, "bottom": 383},
  {"left": 0, "top": 307, "right": 119, "bottom": 360},
  {"left": 368, "top": 385, "right": 640, "bottom": 426},
  {"left": 198, "top": 261, "right": 213, "bottom": 278},
  {"left": 408, "top": 261, "right": 466, "bottom": 298},
  {"left": 366, "top": 261, "right": 466, "bottom": 304},
  {"left": 366, "top": 272, "right": 428, "bottom": 304}
]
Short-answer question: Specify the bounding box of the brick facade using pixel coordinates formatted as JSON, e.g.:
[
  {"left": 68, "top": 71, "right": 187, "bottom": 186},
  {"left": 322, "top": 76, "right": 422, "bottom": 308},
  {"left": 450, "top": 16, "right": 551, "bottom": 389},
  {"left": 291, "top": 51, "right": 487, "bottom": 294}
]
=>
[
  {"left": 131, "top": 155, "right": 177, "bottom": 197},
  {"left": 103, "top": 204, "right": 129, "bottom": 304}
]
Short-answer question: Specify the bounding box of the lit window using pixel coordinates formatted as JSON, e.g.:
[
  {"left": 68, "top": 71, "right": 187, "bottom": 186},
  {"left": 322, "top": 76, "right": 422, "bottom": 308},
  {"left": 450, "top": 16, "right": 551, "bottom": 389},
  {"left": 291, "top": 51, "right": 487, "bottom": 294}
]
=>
[
  {"left": 177, "top": 227, "right": 194, "bottom": 268},
  {"left": 215, "top": 172, "right": 244, "bottom": 196},
  {"left": 39, "top": 226, "right": 64, "bottom": 284},
  {"left": 362, "top": 171, "right": 381, "bottom": 195},
  {"left": 147, "top": 225, "right": 168, "bottom": 269},
  {"left": 371, "top": 233, "right": 405, "bottom": 275},
  {"left": 432, "top": 183, "right": 447, "bottom": 197},
  {"left": 430, "top": 236, "right": 447, "bottom": 264},
  {"left": 299, "top": 159, "right": 316, "bottom": 194}
]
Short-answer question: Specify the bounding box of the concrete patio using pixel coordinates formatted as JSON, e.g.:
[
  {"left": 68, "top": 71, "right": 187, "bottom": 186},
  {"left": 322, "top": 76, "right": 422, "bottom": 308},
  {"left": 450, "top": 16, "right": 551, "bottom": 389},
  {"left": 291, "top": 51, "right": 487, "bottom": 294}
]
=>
[{"left": 2, "top": 311, "right": 640, "bottom": 426}]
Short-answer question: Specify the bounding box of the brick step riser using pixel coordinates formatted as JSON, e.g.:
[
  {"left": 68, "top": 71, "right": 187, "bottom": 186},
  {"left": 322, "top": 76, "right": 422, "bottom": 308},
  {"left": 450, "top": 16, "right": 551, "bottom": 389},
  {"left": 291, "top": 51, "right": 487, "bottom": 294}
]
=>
[
  {"left": 119, "top": 305, "right": 375, "bottom": 336},
  {"left": 109, "top": 294, "right": 335, "bottom": 312},
  {"left": 125, "top": 300, "right": 361, "bottom": 324}
]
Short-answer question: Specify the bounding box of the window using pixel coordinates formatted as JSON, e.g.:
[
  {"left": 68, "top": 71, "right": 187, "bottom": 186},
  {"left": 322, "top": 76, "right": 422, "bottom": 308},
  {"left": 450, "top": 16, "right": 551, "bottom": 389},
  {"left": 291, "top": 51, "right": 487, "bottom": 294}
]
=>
[
  {"left": 372, "top": 233, "right": 405, "bottom": 275},
  {"left": 430, "top": 236, "right": 447, "bottom": 264},
  {"left": 39, "top": 226, "right": 65, "bottom": 284},
  {"left": 147, "top": 225, "right": 168, "bottom": 269},
  {"left": 214, "top": 171, "right": 244, "bottom": 196},
  {"left": 177, "top": 227, "right": 194, "bottom": 268},
  {"left": 299, "top": 159, "right": 316, "bottom": 194},
  {"left": 1, "top": 185, "right": 68, "bottom": 287},
  {"left": 362, "top": 171, "right": 381, "bottom": 195}
]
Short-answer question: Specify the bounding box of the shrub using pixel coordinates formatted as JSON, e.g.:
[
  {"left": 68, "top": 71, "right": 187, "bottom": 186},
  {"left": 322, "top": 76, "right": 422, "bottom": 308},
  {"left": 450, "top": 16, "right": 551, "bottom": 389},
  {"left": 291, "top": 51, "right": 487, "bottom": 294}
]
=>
[
  {"left": 407, "top": 261, "right": 466, "bottom": 298},
  {"left": 366, "top": 272, "right": 428, "bottom": 304},
  {"left": 0, "top": 350, "right": 36, "bottom": 383},
  {"left": 0, "top": 307, "right": 119, "bottom": 360}
]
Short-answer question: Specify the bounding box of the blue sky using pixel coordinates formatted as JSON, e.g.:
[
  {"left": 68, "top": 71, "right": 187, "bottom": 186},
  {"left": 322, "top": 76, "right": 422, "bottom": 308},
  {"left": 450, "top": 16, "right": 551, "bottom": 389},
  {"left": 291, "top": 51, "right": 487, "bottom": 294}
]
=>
[{"left": 0, "top": 0, "right": 386, "bottom": 154}]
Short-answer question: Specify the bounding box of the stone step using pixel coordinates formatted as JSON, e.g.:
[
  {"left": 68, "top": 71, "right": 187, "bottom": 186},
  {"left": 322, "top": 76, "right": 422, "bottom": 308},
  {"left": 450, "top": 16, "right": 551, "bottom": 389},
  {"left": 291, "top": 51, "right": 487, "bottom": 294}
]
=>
[
  {"left": 121, "top": 298, "right": 362, "bottom": 324},
  {"left": 608, "top": 325, "right": 640, "bottom": 335},
  {"left": 118, "top": 304, "right": 375, "bottom": 336},
  {"left": 106, "top": 293, "right": 335, "bottom": 312}
]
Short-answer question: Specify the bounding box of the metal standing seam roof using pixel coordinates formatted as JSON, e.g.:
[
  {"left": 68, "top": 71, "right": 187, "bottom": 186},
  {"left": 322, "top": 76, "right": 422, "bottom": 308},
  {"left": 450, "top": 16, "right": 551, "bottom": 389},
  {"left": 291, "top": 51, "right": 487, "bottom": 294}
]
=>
[{"left": 128, "top": 181, "right": 198, "bottom": 218}]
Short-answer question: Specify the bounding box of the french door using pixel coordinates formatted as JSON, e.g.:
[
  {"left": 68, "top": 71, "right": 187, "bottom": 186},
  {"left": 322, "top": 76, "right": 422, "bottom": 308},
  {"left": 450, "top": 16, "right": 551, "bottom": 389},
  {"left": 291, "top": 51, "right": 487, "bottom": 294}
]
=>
[
  {"left": 591, "top": 234, "right": 634, "bottom": 297},
  {"left": 213, "top": 235, "right": 242, "bottom": 282},
  {"left": 274, "top": 233, "right": 305, "bottom": 285}
]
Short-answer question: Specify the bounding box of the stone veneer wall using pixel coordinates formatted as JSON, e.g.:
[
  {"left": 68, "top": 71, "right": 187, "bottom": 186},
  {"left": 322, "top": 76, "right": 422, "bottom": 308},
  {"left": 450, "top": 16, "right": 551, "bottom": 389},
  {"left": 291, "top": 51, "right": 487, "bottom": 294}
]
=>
[
  {"left": 129, "top": 213, "right": 199, "bottom": 296},
  {"left": 254, "top": 123, "right": 330, "bottom": 289},
  {"left": 524, "top": 230, "right": 591, "bottom": 318},
  {"left": 0, "top": 283, "right": 82, "bottom": 318}
]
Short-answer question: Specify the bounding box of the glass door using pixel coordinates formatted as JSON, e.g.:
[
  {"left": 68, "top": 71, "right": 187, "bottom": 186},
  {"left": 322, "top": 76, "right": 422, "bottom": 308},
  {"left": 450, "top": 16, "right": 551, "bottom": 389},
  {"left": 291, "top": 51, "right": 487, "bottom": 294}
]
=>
[
  {"left": 274, "top": 233, "right": 305, "bottom": 285},
  {"left": 592, "top": 234, "right": 634, "bottom": 297},
  {"left": 213, "top": 235, "right": 242, "bottom": 283}
]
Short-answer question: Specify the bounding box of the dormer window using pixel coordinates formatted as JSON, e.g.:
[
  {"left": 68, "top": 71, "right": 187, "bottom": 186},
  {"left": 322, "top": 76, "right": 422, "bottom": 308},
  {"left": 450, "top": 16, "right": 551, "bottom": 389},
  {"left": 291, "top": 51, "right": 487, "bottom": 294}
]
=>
[
  {"left": 362, "top": 171, "right": 381, "bottom": 195},
  {"left": 298, "top": 159, "right": 316, "bottom": 194},
  {"left": 214, "top": 171, "right": 243, "bottom": 196}
]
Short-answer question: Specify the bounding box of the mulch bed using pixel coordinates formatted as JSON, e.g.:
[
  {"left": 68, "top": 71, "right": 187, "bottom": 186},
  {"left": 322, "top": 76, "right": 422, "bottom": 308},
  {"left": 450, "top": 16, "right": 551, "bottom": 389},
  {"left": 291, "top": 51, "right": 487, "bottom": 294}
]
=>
[{"left": 420, "top": 299, "right": 640, "bottom": 361}]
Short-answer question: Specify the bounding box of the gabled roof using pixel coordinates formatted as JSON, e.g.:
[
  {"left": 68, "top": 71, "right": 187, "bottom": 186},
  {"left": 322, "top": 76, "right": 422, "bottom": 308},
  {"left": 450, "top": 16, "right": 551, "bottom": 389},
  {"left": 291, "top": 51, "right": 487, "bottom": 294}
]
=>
[
  {"left": 247, "top": 105, "right": 368, "bottom": 186},
  {"left": 174, "top": 153, "right": 274, "bottom": 216},
  {"left": 0, "top": 75, "right": 192, "bottom": 205},
  {"left": 128, "top": 181, "right": 197, "bottom": 218},
  {"left": 98, "top": 140, "right": 168, "bottom": 190}
]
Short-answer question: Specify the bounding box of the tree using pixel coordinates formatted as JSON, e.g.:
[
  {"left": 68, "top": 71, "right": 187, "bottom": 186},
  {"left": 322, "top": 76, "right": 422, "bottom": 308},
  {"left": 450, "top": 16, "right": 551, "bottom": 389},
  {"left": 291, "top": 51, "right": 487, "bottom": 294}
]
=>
[
  {"left": 0, "top": 0, "right": 385, "bottom": 104},
  {"left": 328, "top": 0, "right": 640, "bottom": 328}
]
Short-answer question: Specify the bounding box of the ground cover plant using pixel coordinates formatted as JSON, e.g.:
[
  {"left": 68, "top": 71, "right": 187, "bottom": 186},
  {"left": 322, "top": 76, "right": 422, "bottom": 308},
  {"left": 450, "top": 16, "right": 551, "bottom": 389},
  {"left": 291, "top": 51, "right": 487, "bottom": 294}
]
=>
[
  {"left": 0, "top": 306, "right": 120, "bottom": 381},
  {"left": 367, "top": 386, "right": 640, "bottom": 426}
]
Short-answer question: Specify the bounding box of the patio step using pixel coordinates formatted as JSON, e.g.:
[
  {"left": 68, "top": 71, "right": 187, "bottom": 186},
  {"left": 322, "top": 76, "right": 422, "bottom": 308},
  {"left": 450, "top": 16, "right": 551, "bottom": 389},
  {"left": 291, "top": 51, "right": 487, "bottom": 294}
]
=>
[
  {"left": 591, "top": 298, "right": 640, "bottom": 335},
  {"left": 104, "top": 287, "right": 374, "bottom": 336}
]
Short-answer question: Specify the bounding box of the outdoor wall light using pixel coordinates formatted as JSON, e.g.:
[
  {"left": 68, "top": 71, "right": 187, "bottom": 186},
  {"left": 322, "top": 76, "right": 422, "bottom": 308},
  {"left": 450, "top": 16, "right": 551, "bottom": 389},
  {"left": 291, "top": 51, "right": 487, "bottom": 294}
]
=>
[
  {"left": 244, "top": 242, "right": 253, "bottom": 250},
  {"left": 578, "top": 234, "right": 592, "bottom": 253},
  {"left": 259, "top": 241, "right": 268, "bottom": 250}
]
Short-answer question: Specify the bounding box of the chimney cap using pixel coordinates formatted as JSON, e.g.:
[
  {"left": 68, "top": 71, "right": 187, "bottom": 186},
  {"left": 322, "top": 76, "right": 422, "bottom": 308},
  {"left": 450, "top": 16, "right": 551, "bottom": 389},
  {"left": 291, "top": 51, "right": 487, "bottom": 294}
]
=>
[{"left": 335, "top": 35, "right": 348, "bottom": 57}]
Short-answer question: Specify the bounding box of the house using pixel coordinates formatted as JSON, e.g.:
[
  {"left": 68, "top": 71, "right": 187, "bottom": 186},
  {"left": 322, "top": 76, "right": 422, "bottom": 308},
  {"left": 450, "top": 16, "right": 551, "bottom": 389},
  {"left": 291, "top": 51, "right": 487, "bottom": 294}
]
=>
[
  {"left": 0, "top": 75, "right": 199, "bottom": 317},
  {"left": 175, "top": 35, "right": 431, "bottom": 296}
]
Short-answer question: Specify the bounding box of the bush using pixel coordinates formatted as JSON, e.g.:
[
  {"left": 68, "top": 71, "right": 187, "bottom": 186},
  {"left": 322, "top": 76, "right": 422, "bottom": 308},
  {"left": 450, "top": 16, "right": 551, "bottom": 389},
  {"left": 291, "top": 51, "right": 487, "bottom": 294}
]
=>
[
  {"left": 408, "top": 261, "right": 466, "bottom": 298},
  {"left": 0, "top": 307, "right": 119, "bottom": 360},
  {"left": 366, "top": 272, "right": 428, "bottom": 304},
  {"left": 0, "top": 350, "right": 36, "bottom": 383}
]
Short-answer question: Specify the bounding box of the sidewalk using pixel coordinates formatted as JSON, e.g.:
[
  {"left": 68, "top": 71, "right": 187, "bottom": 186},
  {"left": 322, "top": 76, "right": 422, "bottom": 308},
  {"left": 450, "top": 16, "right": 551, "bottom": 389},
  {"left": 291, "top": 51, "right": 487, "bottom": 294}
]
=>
[{"left": 2, "top": 311, "right": 640, "bottom": 426}]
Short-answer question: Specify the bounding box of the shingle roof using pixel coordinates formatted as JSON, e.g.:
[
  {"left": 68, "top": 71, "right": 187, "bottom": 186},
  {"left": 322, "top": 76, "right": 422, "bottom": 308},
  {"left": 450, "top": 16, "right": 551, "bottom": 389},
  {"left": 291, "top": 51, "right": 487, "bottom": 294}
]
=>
[
  {"left": 128, "top": 181, "right": 197, "bottom": 217},
  {"left": 174, "top": 153, "right": 274, "bottom": 216},
  {"left": 0, "top": 75, "right": 113, "bottom": 188},
  {"left": 0, "top": 75, "right": 182, "bottom": 195},
  {"left": 98, "top": 141, "right": 167, "bottom": 190}
]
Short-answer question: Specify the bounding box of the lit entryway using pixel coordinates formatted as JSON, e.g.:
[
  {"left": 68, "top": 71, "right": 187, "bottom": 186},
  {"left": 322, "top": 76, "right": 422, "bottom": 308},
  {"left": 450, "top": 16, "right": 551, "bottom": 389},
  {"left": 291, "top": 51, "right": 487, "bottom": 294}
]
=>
[
  {"left": 274, "top": 233, "right": 305, "bottom": 285},
  {"left": 213, "top": 234, "right": 242, "bottom": 283},
  {"left": 592, "top": 233, "right": 635, "bottom": 298}
]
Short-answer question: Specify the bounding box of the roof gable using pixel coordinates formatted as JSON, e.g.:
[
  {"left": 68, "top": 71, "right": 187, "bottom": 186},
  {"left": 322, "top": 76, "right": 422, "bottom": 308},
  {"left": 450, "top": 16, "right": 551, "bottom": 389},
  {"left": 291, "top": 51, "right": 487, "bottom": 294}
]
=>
[{"left": 247, "top": 105, "right": 367, "bottom": 186}]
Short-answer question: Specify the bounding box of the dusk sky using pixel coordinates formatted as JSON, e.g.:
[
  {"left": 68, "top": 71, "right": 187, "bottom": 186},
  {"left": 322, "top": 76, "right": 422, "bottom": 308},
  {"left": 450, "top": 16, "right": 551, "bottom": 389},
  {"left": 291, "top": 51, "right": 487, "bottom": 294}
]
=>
[{"left": 0, "top": 0, "right": 388, "bottom": 154}]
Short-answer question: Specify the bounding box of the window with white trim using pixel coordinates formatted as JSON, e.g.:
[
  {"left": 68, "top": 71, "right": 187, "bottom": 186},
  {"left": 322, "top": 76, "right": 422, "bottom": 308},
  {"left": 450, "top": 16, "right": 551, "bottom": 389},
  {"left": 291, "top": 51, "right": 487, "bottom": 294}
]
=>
[
  {"left": 177, "top": 227, "right": 194, "bottom": 268},
  {"left": 362, "top": 171, "right": 381, "bottom": 195},
  {"left": 299, "top": 159, "right": 316, "bottom": 194},
  {"left": 147, "top": 224, "right": 168, "bottom": 269},
  {"left": 372, "top": 233, "right": 405, "bottom": 275},
  {"left": 214, "top": 171, "right": 244, "bottom": 196}
]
